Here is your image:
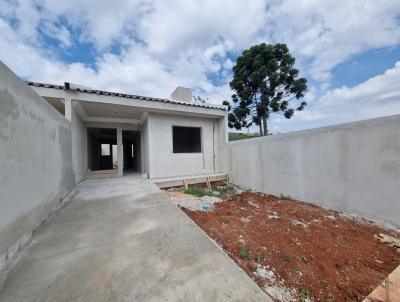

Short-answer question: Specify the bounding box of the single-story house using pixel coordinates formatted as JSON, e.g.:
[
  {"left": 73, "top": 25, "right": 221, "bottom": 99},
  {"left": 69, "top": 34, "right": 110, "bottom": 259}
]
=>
[{"left": 27, "top": 82, "right": 229, "bottom": 183}]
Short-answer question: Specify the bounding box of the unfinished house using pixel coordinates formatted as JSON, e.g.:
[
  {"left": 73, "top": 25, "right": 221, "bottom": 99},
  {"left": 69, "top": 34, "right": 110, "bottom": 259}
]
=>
[
  {"left": 1, "top": 61, "right": 399, "bottom": 301},
  {"left": 27, "top": 81, "right": 228, "bottom": 183}
]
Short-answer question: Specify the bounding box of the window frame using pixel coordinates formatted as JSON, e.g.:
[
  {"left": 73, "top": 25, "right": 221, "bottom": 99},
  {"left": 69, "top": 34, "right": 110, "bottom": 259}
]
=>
[{"left": 172, "top": 125, "right": 202, "bottom": 154}]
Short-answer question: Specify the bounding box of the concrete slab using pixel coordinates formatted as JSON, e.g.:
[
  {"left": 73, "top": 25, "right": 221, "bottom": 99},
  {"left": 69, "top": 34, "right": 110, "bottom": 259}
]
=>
[
  {"left": 0, "top": 177, "right": 270, "bottom": 302},
  {"left": 363, "top": 264, "right": 400, "bottom": 302}
]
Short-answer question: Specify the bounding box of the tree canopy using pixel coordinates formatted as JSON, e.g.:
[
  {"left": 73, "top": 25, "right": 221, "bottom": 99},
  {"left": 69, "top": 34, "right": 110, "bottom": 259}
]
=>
[{"left": 225, "top": 43, "right": 307, "bottom": 136}]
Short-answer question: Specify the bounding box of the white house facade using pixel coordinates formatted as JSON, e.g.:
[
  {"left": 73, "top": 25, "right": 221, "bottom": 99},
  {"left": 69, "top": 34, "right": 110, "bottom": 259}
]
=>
[{"left": 27, "top": 81, "right": 229, "bottom": 182}]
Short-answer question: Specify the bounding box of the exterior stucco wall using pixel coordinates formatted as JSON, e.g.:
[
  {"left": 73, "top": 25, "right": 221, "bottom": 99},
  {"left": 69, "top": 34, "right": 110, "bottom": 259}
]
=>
[
  {"left": 147, "top": 113, "right": 222, "bottom": 178},
  {"left": 71, "top": 106, "right": 86, "bottom": 183},
  {"left": 214, "top": 115, "right": 230, "bottom": 174},
  {"left": 0, "top": 63, "right": 76, "bottom": 262},
  {"left": 141, "top": 118, "right": 150, "bottom": 177},
  {"left": 228, "top": 115, "right": 400, "bottom": 228}
]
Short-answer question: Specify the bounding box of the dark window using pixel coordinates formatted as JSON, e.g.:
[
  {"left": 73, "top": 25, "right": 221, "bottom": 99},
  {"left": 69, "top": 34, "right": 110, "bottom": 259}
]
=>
[{"left": 172, "top": 126, "right": 201, "bottom": 153}]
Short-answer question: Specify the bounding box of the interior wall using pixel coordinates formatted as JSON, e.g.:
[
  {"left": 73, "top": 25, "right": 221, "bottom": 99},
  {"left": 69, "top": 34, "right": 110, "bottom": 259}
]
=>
[
  {"left": 87, "top": 129, "right": 99, "bottom": 170},
  {"left": 147, "top": 112, "right": 218, "bottom": 178},
  {"left": 228, "top": 115, "right": 400, "bottom": 228},
  {"left": 0, "top": 62, "right": 76, "bottom": 263},
  {"left": 136, "top": 133, "right": 141, "bottom": 173},
  {"left": 87, "top": 128, "right": 117, "bottom": 171},
  {"left": 122, "top": 131, "right": 141, "bottom": 173}
]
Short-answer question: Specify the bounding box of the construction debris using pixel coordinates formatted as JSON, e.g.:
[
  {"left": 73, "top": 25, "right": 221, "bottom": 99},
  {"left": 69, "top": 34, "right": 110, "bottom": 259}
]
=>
[
  {"left": 374, "top": 233, "right": 400, "bottom": 249},
  {"left": 165, "top": 191, "right": 222, "bottom": 211},
  {"left": 363, "top": 265, "right": 400, "bottom": 302},
  {"left": 181, "top": 192, "right": 400, "bottom": 302}
]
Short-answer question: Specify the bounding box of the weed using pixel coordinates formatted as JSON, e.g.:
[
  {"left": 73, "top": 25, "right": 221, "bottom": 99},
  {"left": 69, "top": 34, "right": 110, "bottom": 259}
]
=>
[
  {"left": 300, "top": 256, "right": 309, "bottom": 264},
  {"left": 299, "top": 288, "right": 312, "bottom": 301},
  {"left": 185, "top": 183, "right": 238, "bottom": 199},
  {"left": 184, "top": 186, "right": 207, "bottom": 197},
  {"left": 255, "top": 254, "right": 262, "bottom": 263},
  {"left": 211, "top": 184, "right": 237, "bottom": 199},
  {"left": 239, "top": 247, "right": 250, "bottom": 260},
  {"left": 292, "top": 266, "right": 300, "bottom": 274},
  {"left": 280, "top": 193, "right": 295, "bottom": 200}
]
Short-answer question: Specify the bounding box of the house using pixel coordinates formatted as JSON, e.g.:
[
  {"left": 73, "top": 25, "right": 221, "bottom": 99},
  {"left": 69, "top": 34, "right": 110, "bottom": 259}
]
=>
[{"left": 27, "top": 81, "right": 229, "bottom": 183}]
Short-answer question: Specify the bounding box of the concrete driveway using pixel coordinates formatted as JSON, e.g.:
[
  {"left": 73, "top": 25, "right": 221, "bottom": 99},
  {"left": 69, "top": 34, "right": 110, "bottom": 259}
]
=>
[{"left": 0, "top": 177, "right": 270, "bottom": 302}]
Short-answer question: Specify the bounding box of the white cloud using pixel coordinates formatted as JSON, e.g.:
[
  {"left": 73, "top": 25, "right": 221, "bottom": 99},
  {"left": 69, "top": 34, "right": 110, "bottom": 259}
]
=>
[
  {"left": 0, "top": 0, "right": 400, "bottom": 133},
  {"left": 270, "top": 61, "right": 400, "bottom": 132},
  {"left": 263, "top": 0, "right": 400, "bottom": 82},
  {"left": 0, "top": 0, "right": 267, "bottom": 98}
]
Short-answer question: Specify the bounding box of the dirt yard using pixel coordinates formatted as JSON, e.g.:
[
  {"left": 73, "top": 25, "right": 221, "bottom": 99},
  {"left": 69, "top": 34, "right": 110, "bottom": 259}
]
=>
[{"left": 179, "top": 192, "right": 400, "bottom": 302}]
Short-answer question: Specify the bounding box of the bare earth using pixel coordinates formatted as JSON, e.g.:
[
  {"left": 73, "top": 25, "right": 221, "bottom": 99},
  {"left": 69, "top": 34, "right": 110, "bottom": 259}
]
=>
[{"left": 180, "top": 192, "right": 400, "bottom": 302}]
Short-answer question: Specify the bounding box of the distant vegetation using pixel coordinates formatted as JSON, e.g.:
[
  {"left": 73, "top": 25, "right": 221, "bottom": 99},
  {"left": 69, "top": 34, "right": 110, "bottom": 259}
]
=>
[{"left": 228, "top": 132, "right": 259, "bottom": 141}]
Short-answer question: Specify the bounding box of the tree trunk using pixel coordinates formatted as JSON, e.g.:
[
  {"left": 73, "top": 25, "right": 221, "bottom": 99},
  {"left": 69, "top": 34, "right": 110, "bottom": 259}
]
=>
[
  {"left": 262, "top": 116, "right": 268, "bottom": 136},
  {"left": 259, "top": 122, "right": 263, "bottom": 136}
]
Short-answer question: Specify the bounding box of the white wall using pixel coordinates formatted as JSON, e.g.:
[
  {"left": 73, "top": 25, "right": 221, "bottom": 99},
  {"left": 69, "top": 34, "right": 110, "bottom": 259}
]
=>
[
  {"left": 147, "top": 113, "right": 224, "bottom": 178},
  {"left": 0, "top": 62, "right": 76, "bottom": 261},
  {"left": 71, "top": 106, "right": 86, "bottom": 183},
  {"left": 228, "top": 115, "right": 400, "bottom": 228},
  {"left": 141, "top": 118, "right": 150, "bottom": 177},
  {"left": 214, "top": 115, "right": 230, "bottom": 174}
]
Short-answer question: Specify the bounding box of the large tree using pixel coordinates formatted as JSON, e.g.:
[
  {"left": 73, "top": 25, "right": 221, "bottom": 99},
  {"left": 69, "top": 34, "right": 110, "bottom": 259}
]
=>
[{"left": 225, "top": 43, "right": 307, "bottom": 136}]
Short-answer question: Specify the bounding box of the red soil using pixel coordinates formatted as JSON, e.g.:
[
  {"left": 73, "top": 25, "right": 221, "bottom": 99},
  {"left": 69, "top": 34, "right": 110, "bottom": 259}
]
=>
[{"left": 181, "top": 192, "right": 400, "bottom": 302}]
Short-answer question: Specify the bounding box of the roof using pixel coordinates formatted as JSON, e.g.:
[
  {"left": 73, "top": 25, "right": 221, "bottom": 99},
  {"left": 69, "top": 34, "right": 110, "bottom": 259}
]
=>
[{"left": 26, "top": 81, "right": 227, "bottom": 111}]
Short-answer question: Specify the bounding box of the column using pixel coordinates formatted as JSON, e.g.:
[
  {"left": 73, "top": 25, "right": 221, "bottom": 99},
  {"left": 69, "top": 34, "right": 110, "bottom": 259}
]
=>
[
  {"left": 117, "top": 127, "right": 123, "bottom": 177},
  {"left": 64, "top": 96, "right": 72, "bottom": 122}
]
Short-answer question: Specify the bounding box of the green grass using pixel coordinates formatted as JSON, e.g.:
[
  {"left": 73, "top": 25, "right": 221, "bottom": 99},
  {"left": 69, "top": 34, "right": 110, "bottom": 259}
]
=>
[
  {"left": 280, "top": 193, "right": 295, "bottom": 200},
  {"left": 228, "top": 132, "right": 259, "bottom": 141},
  {"left": 239, "top": 246, "right": 250, "bottom": 260},
  {"left": 184, "top": 186, "right": 208, "bottom": 197},
  {"left": 211, "top": 184, "right": 236, "bottom": 199},
  {"left": 184, "top": 183, "right": 237, "bottom": 199},
  {"left": 299, "top": 288, "right": 312, "bottom": 301}
]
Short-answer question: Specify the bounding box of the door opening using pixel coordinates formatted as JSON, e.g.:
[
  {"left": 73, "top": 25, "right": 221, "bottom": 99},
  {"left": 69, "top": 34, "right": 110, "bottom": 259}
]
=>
[
  {"left": 87, "top": 128, "right": 118, "bottom": 176},
  {"left": 122, "top": 130, "right": 141, "bottom": 175}
]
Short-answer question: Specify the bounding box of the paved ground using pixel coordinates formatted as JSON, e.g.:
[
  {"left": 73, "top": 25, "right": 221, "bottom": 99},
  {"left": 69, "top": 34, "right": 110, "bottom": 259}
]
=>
[{"left": 0, "top": 177, "right": 270, "bottom": 302}]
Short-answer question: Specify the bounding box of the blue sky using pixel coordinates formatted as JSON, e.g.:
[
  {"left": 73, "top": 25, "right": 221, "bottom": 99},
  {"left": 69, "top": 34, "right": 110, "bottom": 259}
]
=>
[
  {"left": 1, "top": 0, "right": 400, "bottom": 133},
  {"left": 331, "top": 46, "right": 400, "bottom": 89}
]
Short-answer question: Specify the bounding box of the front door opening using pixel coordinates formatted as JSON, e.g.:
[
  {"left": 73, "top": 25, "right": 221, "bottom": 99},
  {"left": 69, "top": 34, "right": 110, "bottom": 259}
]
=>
[
  {"left": 122, "top": 130, "right": 141, "bottom": 175},
  {"left": 87, "top": 128, "right": 117, "bottom": 175}
]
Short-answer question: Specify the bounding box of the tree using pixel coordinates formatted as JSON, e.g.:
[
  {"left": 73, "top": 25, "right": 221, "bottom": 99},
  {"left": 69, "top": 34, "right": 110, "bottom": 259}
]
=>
[{"left": 225, "top": 43, "right": 307, "bottom": 136}]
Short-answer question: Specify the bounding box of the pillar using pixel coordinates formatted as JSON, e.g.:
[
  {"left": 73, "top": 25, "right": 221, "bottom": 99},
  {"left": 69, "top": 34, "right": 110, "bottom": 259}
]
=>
[
  {"left": 117, "top": 127, "right": 123, "bottom": 177},
  {"left": 64, "top": 96, "right": 72, "bottom": 122}
]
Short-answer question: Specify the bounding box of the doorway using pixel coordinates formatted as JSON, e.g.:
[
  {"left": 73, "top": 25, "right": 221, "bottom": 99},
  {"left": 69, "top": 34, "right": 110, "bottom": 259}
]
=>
[
  {"left": 122, "top": 130, "right": 141, "bottom": 175},
  {"left": 87, "top": 128, "right": 118, "bottom": 176}
]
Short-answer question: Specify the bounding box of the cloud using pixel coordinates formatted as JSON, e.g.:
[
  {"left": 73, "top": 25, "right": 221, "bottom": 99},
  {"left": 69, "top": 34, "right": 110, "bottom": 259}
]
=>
[
  {"left": 263, "top": 0, "right": 400, "bottom": 82},
  {"left": 0, "top": 0, "right": 400, "bottom": 132},
  {"left": 270, "top": 61, "right": 400, "bottom": 132},
  {"left": 0, "top": 0, "right": 266, "bottom": 98}
]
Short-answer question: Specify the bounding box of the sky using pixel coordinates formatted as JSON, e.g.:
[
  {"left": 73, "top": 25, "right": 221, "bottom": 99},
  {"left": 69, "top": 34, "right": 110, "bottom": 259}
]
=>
[{"left": 1, "top": 0, "right": 400, "bottom": 133}]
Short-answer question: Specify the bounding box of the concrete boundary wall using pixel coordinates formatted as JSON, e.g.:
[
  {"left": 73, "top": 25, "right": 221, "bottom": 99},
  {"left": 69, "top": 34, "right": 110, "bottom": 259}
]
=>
[
  {"left": 0, "top": 62, "right": 76, "bottom": 267},
  {"left": 228, "top": 115, "right": 400, "bottom": 228}
]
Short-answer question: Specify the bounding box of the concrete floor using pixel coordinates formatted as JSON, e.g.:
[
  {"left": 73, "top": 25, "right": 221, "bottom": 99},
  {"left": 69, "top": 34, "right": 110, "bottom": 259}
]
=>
[{"left": 0, "top": 177, "right": 270, "bottom": 302}]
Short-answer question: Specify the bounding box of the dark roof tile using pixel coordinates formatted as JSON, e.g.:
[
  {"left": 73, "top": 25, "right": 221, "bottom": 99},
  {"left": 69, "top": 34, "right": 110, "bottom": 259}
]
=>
[{"left": 26, "top": 81, "right": 227, "bottom": 111}]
